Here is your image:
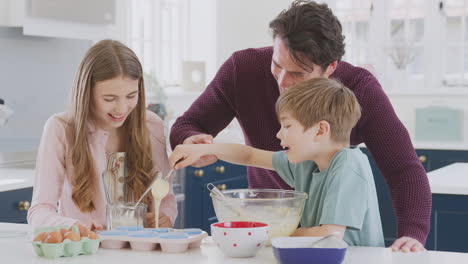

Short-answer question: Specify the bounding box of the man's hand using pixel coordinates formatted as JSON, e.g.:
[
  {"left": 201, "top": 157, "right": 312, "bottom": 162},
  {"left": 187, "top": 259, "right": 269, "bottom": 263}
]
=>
[
  {"left": 170, "top": 144, "right": 212, "bottom": 169},
  {"left": 182, "top": 134, "right": 218, "bottom": 167},
  {"left": 391, "top": 236, "right": 426, "bottom": 252},
  {"left": 146, "top": 212, "right": 173, "bottom": 228}
]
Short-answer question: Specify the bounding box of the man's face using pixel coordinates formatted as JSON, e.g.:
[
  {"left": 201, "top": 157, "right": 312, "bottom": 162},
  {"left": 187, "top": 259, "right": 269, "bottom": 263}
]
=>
[{"left": 271, "top": 37, "right": 332, "bottom": 93}]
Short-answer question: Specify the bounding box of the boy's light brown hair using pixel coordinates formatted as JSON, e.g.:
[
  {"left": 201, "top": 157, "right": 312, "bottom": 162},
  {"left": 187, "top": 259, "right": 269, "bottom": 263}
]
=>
[{"left": 276, "top": 78, "right": 361, "bottom": 143}]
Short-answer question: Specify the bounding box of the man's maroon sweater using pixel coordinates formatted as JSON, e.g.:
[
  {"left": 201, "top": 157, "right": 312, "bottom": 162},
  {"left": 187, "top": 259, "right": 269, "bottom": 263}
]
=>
[{"left": 170, "top": 47, "right": 432, "bottom": 244}]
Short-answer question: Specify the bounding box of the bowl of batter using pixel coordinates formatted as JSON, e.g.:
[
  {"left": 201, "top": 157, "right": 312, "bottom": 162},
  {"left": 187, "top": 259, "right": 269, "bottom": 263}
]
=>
[{"left": 211, "top": 189, "right": 307, "bottom": 243}]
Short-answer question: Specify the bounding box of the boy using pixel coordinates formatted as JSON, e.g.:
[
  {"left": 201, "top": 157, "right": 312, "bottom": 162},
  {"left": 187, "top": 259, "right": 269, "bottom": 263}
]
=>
[{"left": 169, "top": 78, "right": 384, "bottom": 247}]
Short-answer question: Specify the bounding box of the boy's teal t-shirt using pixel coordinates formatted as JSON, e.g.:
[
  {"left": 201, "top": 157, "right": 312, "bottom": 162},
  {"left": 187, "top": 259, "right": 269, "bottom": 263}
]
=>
[{"left": 272, "top": 147, "right": 384, "bottom": 247}]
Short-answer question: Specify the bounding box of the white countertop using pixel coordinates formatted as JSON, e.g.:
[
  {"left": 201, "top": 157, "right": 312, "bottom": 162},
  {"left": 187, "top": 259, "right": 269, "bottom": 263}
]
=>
[
  {"left": 1, "top": 223, "right": 467, "bottom": 263},
  {"left": 1, "top": 160, "right": 468, "bottom": 197},
  {"left": 427, "top": 163, "right": 468, "bottom": 195},
  {"left": 0, "top": 168, "right": 35, "bottom": 192}
]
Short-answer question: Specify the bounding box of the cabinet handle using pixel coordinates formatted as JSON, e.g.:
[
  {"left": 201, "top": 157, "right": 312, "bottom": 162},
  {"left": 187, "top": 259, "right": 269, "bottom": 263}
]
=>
[
  {"left": 419, "top": 155, "right": 427, "bottom": 163},
  {"left": 215, "top": 166, "right": 225, "bottom": 174},
  {"left": 18, "top": 201, "right": 30, "bottom": 211},
  {"left": 216, "top": 184, "right": 227, "bottom": 190},
  {"left": 194, "top": 169, "right": 204, "bottom": 178}
]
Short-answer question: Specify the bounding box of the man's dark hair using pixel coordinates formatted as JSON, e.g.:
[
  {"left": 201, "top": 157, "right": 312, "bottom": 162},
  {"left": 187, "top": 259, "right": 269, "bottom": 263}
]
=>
[{"left": 269, "top": 0, "right": 345, "bottom": 71}]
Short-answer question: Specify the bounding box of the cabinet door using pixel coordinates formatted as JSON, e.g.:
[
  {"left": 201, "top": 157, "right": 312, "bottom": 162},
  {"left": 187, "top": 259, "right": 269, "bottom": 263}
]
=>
[
  {"left": 0, "top": 187, "right": 32, "bottom": 223},
  {"left": 416, "top": 149, "right": 468, "bottom": 172},
  {"left": 201, "top": 175, "right": 248, "bottom": 234},
  {"left": 184, "top": 164, "right": 213, "bottom": 229},
  {"left": 184, "top": 161, "right": 247, "bottom": 232},
  {"left": 431, "top": 194, "right": 468, "bottom": 253},
  {"left": 419, "top": 149, "right": 468, "bottom": 252},
  {"left": 361, "top": 148, "right": 397, "bottom": 247},
  {"left": 23, "top": 0, "right": 117, "bottom": 40}
]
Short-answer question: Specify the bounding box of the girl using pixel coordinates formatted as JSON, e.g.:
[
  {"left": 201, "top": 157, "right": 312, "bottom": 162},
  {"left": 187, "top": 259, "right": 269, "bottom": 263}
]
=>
[{"left": 28, "top": 40, "right": 177, "bottom": 229}]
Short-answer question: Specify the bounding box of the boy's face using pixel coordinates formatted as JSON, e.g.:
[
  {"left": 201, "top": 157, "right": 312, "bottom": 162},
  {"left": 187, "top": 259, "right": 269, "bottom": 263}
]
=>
[{"left": 276, "top": 112, "right": 320, "bottom": 163}]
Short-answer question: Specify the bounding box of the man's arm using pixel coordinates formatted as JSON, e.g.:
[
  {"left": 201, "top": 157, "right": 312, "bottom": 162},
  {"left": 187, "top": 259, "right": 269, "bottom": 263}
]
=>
[
  {"left": 169, "top": 143, "right": 274, "bottom": 171},
  {"left": 169, "top": 56, "right": 238, "bottom": 150},
  {"left": 358, "top": 77, "right": 431, "bottom": 249}
]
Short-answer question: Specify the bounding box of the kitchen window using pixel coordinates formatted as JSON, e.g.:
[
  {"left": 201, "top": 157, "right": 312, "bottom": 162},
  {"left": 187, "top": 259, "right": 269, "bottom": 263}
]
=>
[
  {"left": 126, "top": 0, "right": 188, "bottom": 88},
  {"left": 328, "top": 0, "right": 468, "bottom": 94}
]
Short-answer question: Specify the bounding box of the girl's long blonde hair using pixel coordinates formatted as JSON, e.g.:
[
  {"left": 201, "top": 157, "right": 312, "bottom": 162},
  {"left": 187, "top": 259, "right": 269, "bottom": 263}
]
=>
[{"left": 68, "top": 40, "right": 155, "bottom": 212}]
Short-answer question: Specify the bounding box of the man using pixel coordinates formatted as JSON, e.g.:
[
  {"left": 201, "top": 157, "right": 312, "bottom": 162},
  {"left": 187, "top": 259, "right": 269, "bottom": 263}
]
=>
[{"left": 170, "top": 0, "right": 431, "bottom": 252}]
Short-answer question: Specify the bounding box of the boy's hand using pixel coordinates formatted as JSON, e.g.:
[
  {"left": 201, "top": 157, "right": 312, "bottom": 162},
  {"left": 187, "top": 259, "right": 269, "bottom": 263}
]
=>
[
  {"left": 390, "top": 236, "right": 426, "bottom": 252},
  {"left": 182, "top": 134, "right": 218, "bottom": 167},
  {"left": 170, "top": 144, "right": 209, "bottom": 170}
]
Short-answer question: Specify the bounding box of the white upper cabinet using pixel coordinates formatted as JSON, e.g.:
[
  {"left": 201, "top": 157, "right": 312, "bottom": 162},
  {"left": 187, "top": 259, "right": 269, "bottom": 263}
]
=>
[
  {"left": 23, "top": 0, "right": 117, "bottom": 40},
  {"left": 0, "top": 0, "right": 125, "bottom": 41},
  {"left": 329, "top": 0, "right": 468, "bottom": 94}
]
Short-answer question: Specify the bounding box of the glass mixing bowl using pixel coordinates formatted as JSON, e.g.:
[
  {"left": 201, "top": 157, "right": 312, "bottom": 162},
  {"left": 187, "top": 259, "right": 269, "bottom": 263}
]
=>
[{"left": 212, "top": 189, "right": 308, "bottom": 241}]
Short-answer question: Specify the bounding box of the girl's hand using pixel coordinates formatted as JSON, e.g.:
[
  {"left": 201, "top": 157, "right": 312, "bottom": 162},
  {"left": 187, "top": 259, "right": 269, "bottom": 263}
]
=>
[
  {"left": 146, "top": 212, "right": 173, "bottom": 228},
  {"left": 90, "top": 222, "right": 104, "bottom": 231}
]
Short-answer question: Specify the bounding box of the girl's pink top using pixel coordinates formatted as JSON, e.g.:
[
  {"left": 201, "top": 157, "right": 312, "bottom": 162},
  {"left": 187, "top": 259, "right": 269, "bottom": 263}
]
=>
[{"left": 27, "top": 111, "right": 177, "bottom": 228}]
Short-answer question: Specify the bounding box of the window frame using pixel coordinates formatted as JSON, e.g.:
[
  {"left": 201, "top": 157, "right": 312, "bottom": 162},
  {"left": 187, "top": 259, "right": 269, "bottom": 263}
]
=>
[{"left": 329, "top": 0, "right": 468, "bottom": 95}]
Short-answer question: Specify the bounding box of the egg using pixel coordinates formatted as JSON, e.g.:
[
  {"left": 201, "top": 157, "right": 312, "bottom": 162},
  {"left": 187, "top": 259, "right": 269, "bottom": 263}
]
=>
[
  {"left": 33, "top": 232, "right": 47, "bottom": 242},
  {"left": 43, "top": 231, "right": 63, "bottom": 243},
  {"left": 59, "top": 228, "right": 68, "bottom": 236},
  {"left": 71, "top": 224, "right": 89, "bottom": 237},
  {"left": 63, "top": 231, "right": 80, "bottom": 242},
  {"left": 88, "top": 231, "right": 98, "bottom": 240}
]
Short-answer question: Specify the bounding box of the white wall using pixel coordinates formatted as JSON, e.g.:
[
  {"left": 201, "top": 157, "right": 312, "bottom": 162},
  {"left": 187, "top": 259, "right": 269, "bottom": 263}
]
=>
[
  {"left": 185, "top": 0, "right": 217, "bottom": 82},
  {"left": 215, "top": 0, "right": 292, "bottom": 69},
  {"left": 0, "top": 28, "right": 91, "bottom": 152}
]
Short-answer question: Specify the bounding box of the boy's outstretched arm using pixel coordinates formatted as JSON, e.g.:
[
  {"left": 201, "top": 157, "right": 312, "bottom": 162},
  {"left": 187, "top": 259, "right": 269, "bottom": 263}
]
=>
[
  {"left": 291, "top": 224, "right": 346, "bottom": 240},
  {"left": 169, "top": 143, "right": 274, "bottom": 170}
]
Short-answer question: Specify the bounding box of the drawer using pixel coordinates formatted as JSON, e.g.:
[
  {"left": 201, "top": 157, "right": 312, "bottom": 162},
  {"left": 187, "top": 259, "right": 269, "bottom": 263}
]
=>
[
  {"left": 0, "top": 187, "right": 33, "bottom": 223},
  {"left": 186, "top": 160, "right": 247, "bottom": 182}
]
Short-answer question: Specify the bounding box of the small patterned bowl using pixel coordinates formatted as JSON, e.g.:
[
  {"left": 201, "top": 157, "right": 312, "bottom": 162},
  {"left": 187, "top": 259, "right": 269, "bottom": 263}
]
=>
[{"left": 211, "top": 221, "right": 269, "bottom": 258}]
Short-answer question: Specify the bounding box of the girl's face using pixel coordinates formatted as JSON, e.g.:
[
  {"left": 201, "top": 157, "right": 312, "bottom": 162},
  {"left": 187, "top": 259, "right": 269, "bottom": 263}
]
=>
[{"left": 92, "top": 76, "right": 139, "bottom": 131}]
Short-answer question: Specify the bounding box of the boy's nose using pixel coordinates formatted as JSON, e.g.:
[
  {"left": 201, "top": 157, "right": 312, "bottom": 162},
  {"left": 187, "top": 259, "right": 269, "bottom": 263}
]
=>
[{"left": 276, "top": 130, "right": 281, "bottom": 140}]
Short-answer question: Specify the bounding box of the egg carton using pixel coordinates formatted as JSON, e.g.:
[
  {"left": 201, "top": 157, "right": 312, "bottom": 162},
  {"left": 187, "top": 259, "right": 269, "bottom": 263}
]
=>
[
  {"left": 31, "top": 225, "right": 101, "bottom": 259},
  {"left": 98, "top": 226, "right": 207, "bottom": 253}
]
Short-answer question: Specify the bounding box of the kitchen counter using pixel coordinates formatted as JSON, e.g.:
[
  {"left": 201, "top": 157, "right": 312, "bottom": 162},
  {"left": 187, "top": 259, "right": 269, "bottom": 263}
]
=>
[
  {"left": 0, "top": 168, "right": 35, "bottom": 192},
  {"left": 1, "top": 223, "right": 467, "bottom": 263},
  {"left": 0, "top": 151, "right": 36, "bottom": 192},
  {"left": 427, "top": 162, "right": 468, "bottom": 195},
  {"left": 1, "top": 161, "right": 468, "bottom": 196}
]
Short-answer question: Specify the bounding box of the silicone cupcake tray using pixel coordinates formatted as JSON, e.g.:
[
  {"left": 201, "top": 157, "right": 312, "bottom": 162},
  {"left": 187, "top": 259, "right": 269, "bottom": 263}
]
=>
[
  {"left": 31, "top": 225, "right": 101, "bottom": 259},
  {"left": 98, "top": 226, "right": 207, "bottom": 253}
]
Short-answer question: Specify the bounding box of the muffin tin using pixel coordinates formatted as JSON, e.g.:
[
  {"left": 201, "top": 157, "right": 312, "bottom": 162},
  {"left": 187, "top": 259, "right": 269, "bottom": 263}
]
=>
[
  {"left": 98, "top": 226, "right": 207, "bottom": 253},
  {"left": 31, "top": 225, "right": 101, "bottom": 259}
]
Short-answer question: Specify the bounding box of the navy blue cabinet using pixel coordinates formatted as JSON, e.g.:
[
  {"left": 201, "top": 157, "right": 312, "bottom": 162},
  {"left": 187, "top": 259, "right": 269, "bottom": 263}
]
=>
[
  {"left": 184, "top": 160, "right": 247, "bottom": 233},
  {"left": 362, "top": 148, "right": 468, "bottom": 252},
  {"left": 429, "top": 194, "right": 468, "bottom": 252},
  {"left": 0, "top": 187, "right": 33, "bottom": 223}
]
